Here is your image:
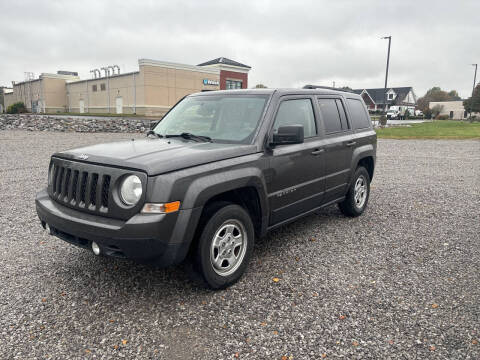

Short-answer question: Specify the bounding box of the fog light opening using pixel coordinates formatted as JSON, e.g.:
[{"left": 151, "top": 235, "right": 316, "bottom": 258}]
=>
[{"left": 91, "top": 241, "right": 101, "bottom": 256}]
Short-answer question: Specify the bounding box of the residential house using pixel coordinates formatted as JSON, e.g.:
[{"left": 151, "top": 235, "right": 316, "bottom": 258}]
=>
[{"left": 353, "top": 87, "right": 416, "bottom": 112}]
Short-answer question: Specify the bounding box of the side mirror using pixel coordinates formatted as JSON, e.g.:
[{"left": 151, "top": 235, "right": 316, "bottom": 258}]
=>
[{"left": 272, "top": 125, "right": 304, "bottom": 145}]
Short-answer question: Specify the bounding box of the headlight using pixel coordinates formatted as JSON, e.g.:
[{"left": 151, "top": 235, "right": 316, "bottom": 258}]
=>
[{"left": 120, "top": 175, "right": 142, "bottom": 205}]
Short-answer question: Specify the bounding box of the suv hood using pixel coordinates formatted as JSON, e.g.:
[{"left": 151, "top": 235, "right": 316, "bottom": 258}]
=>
[{"left": 55, "top": 138, "right": 258, "bottom": 175}]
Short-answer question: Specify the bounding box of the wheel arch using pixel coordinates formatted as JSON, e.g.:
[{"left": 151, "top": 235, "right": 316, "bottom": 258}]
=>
[
  {"left": 350, "top": 144, "right": 376, "bottom": 183},
  {"left": 179, "top": 168, "right": 269, "bottom": 259}
]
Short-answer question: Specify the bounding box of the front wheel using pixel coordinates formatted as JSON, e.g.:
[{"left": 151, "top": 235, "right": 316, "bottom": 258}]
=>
[
  {"left": 338, "top": 166, "right": 371, "bottom": 217},
  {"left": 192, "top": 203, "right": 254, "bottom": 289}
]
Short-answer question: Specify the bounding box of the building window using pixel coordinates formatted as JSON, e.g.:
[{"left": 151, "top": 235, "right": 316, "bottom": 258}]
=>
[
  {"left": 92, "top": 84, "right": 97, "bottom": 92},
  {"left": 388, "top": 93, "right": 394, "bottom": 100},
  {"left": 100, "top": 83, "right": 106, "bottom": 91},
  {"left": 226, "top": 80, "right": 242, "bottom": 89}
]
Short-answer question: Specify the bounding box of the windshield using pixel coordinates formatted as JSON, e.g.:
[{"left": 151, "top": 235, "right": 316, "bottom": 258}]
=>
[{"left": 153, "top": 95, "right": 269, "bottom": 144}]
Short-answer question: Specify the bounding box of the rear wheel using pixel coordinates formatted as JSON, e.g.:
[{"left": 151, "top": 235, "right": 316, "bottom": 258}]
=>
[
  {"left": 338, "top": 166, "right": 370, "bottom": 217},
  {"left": 192, "top": 203, "right": 254, "bottom": 289}
]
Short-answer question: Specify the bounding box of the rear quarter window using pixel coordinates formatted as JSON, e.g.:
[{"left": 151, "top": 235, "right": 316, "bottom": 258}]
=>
[{"left": 346, "top": 98, "right": 371, "bottom": 130}]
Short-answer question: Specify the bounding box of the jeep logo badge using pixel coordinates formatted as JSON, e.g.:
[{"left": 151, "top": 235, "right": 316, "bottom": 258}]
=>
[{"left": 77, "top": 154, "right": 89, "bottom": 160}]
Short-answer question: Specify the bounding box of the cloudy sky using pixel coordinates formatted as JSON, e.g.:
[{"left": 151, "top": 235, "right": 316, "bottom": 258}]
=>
[{"left": 1, "top": 0, "right": 479, "bottom": 98}]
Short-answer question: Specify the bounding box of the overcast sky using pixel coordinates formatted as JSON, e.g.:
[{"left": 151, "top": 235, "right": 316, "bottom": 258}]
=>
[{"left": 1, "top": 0, "right": 479, "bottom": 98}]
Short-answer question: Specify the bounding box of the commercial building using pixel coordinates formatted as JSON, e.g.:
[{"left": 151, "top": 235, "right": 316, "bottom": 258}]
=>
[
  {"left": 1, "top": 86, "right": 13, "bottom": 112},
  {"left": 4, "top": 73, "right": 80, "bottom": 113},
  {"left": 5, "top": 57, "right": 251, "bottom": 116},
  {"left": 429, "top": 100, "right": 477, "bottom": 119}
]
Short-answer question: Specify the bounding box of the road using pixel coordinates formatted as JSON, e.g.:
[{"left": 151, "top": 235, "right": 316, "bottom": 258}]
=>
[{"left": 0, "top": 131, "right": 479, "bottom": 359}]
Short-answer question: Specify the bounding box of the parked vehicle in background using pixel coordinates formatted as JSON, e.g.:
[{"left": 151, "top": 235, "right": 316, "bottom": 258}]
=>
[
  {"left": 387, "top": 105, "right": 416, "bottom": 119},
  {"left": 386, "top": 109, "right": 400, "bottom": 119},
  {"left": 415, "top": 109, "right": 424, "bottom": 117},
  {"left": 35, "top": 88, "right": 377, "bottom": 289}
]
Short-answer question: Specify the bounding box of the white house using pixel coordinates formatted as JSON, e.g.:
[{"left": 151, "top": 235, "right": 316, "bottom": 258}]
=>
[{"left": 353, "top": 87, "right": 417, "bottom": 112}]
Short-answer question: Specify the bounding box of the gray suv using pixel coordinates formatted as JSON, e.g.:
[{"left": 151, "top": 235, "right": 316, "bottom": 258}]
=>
[{"left": 36, "top": 88, "right": 377, "bottom": 289}]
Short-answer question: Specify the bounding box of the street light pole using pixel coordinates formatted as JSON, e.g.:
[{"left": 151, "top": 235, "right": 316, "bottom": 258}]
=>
[
  {"left": 469, "top": 64, "right": 477, "bottom": 118},
  {"left": 382, "top": 36, "right": 392, "bottom": 114}
]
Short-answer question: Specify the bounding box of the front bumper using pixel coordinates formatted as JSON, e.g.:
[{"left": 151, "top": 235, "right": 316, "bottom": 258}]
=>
[{"left": 35, "top": 189, "right": 201, "bottom": 266}]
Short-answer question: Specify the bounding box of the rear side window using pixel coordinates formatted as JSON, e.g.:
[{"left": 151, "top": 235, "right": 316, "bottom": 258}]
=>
[
  {"left": 317, "top": 98, "right": 349, "bottom": 134},
  {"left": 346, "top": 98, "right": 371, "bottom": 129},
  {"left": 274, "top": 99, "right": 317, "bottom": 138}
]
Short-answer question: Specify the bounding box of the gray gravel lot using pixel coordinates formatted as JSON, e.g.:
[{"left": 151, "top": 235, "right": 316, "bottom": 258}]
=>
[{"left": 1, "top": 130, "right": 479, "bottom": 359}]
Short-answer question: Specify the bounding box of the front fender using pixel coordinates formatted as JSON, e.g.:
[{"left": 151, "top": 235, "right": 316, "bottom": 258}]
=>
[{"left": 182, "top": 167, "right": 268, "bottom": 210}]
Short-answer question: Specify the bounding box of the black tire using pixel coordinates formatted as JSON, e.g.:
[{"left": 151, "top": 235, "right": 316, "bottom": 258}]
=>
[
  {"left": 192, "top": 203, "right": 254, "bottom": 289},
  {"left": 338, "top": 166, "right": 371, "bottom": 217}
]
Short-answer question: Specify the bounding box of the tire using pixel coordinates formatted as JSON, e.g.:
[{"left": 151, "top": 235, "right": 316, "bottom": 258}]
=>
[
  {"left": 338, "top": 166, "right": 371, "bottom": 217},
  {"left": 192, "top": 203, "right": 254, "bottom": 289}
]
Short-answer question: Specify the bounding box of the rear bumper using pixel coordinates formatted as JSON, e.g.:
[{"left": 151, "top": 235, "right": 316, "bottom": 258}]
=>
[{"left": 35, "top": 189, "right": 201, "bottom": 266}]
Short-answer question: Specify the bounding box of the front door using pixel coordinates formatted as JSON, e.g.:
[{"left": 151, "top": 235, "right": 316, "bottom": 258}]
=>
[
  {"left": 116, "top": 97, "right": 123, "bottom": 114},
  {"left": 267, "top": 97, "right": 326, "bottom": 225},
  {"left": 79, "top": 100, "right": 85, "bottom": 113}
]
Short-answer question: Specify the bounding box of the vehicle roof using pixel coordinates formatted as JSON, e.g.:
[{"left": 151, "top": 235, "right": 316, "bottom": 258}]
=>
[{"left": 190, "top": 88, "right": 362, "bottom": 98}]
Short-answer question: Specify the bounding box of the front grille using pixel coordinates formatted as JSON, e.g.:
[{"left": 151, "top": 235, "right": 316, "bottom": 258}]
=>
[
  {"left": 51, "top": 163, "right": 111, "bottom": 213},
  {"left": 48, "top": 157, "right": 146, "bottom": 220}
]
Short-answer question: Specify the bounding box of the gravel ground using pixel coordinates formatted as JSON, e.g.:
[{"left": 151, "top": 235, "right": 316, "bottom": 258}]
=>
[{"left": 0, "top": 130, "right": 479, "bottom": 359}]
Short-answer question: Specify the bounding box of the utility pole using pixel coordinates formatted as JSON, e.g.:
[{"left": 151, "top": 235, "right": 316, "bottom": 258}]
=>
[
  {"left": 469, "top": 64, "right": 477, "bottom": 118},
  {"left": 472, "top": 64, "right": 478, "bottom": 95},
  {"left": 382, "top": 36, "right": 392, "bottom": 114}
]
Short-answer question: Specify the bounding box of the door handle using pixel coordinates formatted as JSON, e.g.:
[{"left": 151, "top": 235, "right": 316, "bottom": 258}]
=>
[
  {"left": 346, "top": 141, "right": 357, "bottom": 147},
  {"left": 311, "top": 148, "right": 325, "bottom": 155}
]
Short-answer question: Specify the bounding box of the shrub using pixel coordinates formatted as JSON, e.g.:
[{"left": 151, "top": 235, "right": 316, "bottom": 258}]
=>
[
  {"left": 7, "top": 102, "right": 27, "bottom": 114},
  {"left": 437, "top": 115, "right": 449, "bottom": 120},
  {"left": 424, "top": 108, "right": 432, "bottom": 119},
  {"left": 404, "top": 110, "right": 410, "bottom": 120},
  {"left": 379, "top": 115, "right": 387, "bottom": 126}
]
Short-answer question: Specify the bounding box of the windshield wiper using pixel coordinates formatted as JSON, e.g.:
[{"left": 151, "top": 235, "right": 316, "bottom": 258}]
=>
[
  {"left": 146, "top": 130, "right": 163, "bottom": 138},
  {"left": 166, "top": 132, "right": 212, "bottom": 142}
]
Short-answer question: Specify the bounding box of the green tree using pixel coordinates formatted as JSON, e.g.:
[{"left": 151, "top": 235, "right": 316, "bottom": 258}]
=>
[
  {"left": 448, "top": 90, "right": 461, "bottom": 100},
  {"left": 463, "top": 83, "right": 480, "bottom": 114}
]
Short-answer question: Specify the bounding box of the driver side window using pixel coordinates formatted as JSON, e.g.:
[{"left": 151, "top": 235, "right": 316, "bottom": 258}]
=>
[{"left": 273, "top": 99, "right": 317, "bottom": 138}]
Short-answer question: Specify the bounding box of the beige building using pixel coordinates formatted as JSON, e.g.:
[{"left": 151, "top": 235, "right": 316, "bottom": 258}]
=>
[
  {"left": 5, "top": 57, "right": 250, "bottom": 117},
  {"left": 5, "top": 73, "right": 79, "bottom": 113},
  {"left": 429, "top": 100, "right": 476, "bottom": 119},
  {"left": 67, "top": 59, "right": 222, "bottom": 116}
]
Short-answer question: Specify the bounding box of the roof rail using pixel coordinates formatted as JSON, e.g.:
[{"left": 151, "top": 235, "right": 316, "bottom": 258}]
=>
[{"left": 303, "top": 85, "right": 354, "bottom": 93}]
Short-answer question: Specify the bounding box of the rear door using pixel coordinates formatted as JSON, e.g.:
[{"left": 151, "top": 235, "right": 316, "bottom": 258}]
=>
[
  {"left": 267, "top": 96, "right": 326, "bottom": 225},
  {"left": 316, "top": 96, "right": 354, "bottom": 203}
]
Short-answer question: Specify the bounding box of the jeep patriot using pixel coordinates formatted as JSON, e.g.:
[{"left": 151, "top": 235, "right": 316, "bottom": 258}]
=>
[{"left": 36, "top": 88, "right": 377, "bottom": 289}]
